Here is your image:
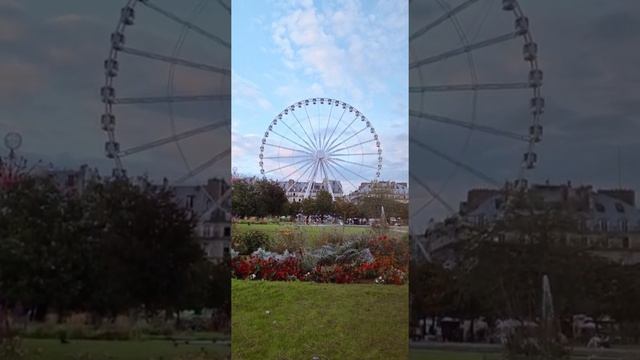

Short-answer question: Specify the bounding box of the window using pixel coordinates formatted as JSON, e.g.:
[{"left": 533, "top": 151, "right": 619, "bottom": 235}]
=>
[
  {"left": 615, "top": 203, "right": 625, "bottom": 213},
  {"left": 619, "top": 219, "right": 629, "bottom": 233},
  {"left": 623, "top": 237, "right": 630, "bottom": 249},
  {"left": 595, "top": 203, "right": 605, "bottom": 213},
  {"left": 600, "top": 219, "right": 608, "bottom": 232},
  {"left": 187, "top": 195, "right": 195, "bottom": 209},
  {"left": 224, "top": 227, "right": 231, "bottom": 237}
]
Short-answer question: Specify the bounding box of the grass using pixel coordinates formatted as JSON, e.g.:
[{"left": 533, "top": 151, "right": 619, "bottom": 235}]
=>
[
  {"left": 234, "top": 222, "right": 377, "bottom": 248},
  {"left": 410, "top": 350, "right": 500, "bottom": 360},
  {"left": 231, "top": 279, "right": 408, "bottom": 360},
  {"left": 21, "top": 338, "right": 229, "bottom": 360}
]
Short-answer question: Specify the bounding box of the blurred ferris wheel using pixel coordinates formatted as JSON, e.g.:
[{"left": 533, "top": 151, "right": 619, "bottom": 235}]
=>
[
  {"left": 409, "top": 0, "right": 544, "bottom": 227},
  {"left": 258, "top": 98, "right": 383, "bottom": 200},
  {"left": 100, "top": 0, "right": 231, "bottom": 184}
]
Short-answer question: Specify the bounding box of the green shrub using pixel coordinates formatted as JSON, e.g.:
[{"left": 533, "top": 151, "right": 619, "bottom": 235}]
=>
[
  {"left": 270, "top": 227, "right": 305, "bottom": 253},
  {"left": 232, "top": 230, "right": 270, "bottom": 255},
  {"left": 0, "top": 337, "right": 39, "bottom": 359}
]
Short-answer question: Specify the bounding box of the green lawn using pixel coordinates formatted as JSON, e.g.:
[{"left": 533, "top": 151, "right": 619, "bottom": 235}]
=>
[
  {"left": 410, "top": 350, "right": 500, "bottom": 360},
  {"left": 233, "top": 223, "right": 377, "bottom": 247},
  {"left": 21, "top": 338, "right": 229, "bottom": 359},
  {"left": 231, "top": 279, "right": 408, "bottom": 360}
]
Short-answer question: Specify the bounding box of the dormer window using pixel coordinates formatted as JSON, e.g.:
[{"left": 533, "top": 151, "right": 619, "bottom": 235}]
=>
[
  {"left": 615, "top": 203, "right": 625, "bottom": 213},
  {"left": 595, "top": 203, "right": 605, "bottom": 213}
]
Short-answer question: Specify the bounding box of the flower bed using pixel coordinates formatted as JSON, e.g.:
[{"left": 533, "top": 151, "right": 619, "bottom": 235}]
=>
[{"left": 231, "top": 235, "right": 408, "bottom": 285}]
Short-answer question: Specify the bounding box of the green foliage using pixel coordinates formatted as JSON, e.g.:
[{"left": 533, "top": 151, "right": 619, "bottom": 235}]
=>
[
  {"left": 231, "top": 180, "right": 258, "bottom": 218},
  {"left": 231, "top": 230, "right": 271, "bottom": 255},
  {"left": 231, "top": 179, "right": 288, "bottom": 218},
  {"left": 0, "top": 337, "right": 38, "bottom": 359},
  {"left": 412, "top": 190, "right": 640, "bottom": 342},
  {"left": 0, "top": 175, "right": 227, "bottom": 323},
  {"left": 0, "top": 176, "right": 92, "bottom": 316},
  {"left": 313, "top": 190, "right": 334, "bottom": 215},
  {"left": 334, "top": 198, "right": 361, "bottom": 220}
]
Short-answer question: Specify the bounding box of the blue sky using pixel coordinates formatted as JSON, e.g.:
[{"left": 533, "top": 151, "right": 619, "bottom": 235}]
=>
[{"left": 232, "top": 0, "right": 408, "bottom": 192}]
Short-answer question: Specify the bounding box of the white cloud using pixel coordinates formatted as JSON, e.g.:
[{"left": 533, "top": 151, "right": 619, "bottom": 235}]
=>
[
  {"left": 232, "top": 73, "right": 273, "bottom": 112},
  {"left": 269, "top": 0, "right": 407, "bottom": 103}
]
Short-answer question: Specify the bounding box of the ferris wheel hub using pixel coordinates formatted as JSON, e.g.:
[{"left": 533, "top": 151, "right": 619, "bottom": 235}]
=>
[{"left": 315, "top": 150, "right": 327, "bottom": 160}]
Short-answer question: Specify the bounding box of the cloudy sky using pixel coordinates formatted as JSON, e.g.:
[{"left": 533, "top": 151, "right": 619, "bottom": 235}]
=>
[
  {"left": 0, "top": 0, "right": 230, "bottom": 183},
  {"left": 409, "top": 0, "right": 640, "bottom": 233},
  {"left": 232, "top": 0, "right": 408, "bottom": 193}
]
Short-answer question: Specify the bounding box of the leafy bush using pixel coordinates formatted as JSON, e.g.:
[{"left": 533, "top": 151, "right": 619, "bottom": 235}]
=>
[
  {"left": 232, "top": 230, "right": 271, "bottom": 255},
  {"left": 0, "top": 337, "right": 39, "bottom": 359}
]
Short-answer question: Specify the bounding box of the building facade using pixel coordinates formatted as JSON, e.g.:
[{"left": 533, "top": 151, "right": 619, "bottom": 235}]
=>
[
  {"left": 419, "top": 182, "right": 640, "bottom": 265},
  {"left": 347, "top": 180, "right": 409, "bottom": 203}
]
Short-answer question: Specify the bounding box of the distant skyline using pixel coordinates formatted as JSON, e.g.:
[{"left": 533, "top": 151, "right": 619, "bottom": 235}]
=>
[{"left": 232, "top": 0, "right": 408, "bottom": 194}]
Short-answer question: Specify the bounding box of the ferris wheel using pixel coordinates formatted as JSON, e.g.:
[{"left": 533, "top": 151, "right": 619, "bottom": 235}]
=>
[
  {"left": 100, "top": 0, "right": 231, "bottom": 184},
  {"left": 409, "top": 0, "right": 544, "bottom": 228},
  {"left": 259, "top": 98, "right": 383, "bottom": 200}
]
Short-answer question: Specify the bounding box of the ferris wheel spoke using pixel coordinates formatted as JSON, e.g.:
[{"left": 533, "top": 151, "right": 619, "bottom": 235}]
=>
[
  {"left": 409, "top": 172, "right": 457, "bottom": 216},
  {"left": 324, "top": 114, "right": 358, "bottom": 151},
  {"left": 410, "top": 31, "right": 521, "bottom": 69},
  {"left": 119, "top": 120, "right": 228, "bottom": 157},
  {"left": 323, "top": 108, "right": 347, "bottom": 151},
  {"left": 290, "top": 111, "right": 318, "bottom": 149},
  {"left": 321, "top": 105, "right": 334, "bottom": 152},
  {"left": 173, "top": 148, "right": 230, "bottom": 184},
  {"left": 325, "top": 161, "right": 357, "bottom": 191},
  {"left": 330, "top": 139, "right": 376, "bottom": 154},
  {"left": 281, "top": 159, "right": 314, "bottom": 183},
  {"left": 216, "top": 0, "right": 231, "bottom": 14},
  {"left": 112, "top": 94, "right": 230, "bottom": 105},
  {"left": 409, "top": 110, "right": 529, "bottom": 142},
  {"left": 410, "top": 82, "right": 531, "bottom": 93},
  {"left": 327, "top": 159, "right": 370, "bottom": 182},
  {"left": 326, "top": 126, "right": 369, "bottom": 153},
  {"left": 120, "top": 47, "right": 230, "bottom": 75},
  {"left": 304, "top": 161, "right": 321, "bottom": 198},
  {"left": 303, "top": 106, "right": 319, "bottom": 148},
  {"left": 331, "top": 152, "right": 380, "bottom": 157},
  {"left": 270, "top": 129, "right": 315, "bottom": 153},
  {"left": 262, "top": 155, "right": 312, "bottom": 160},
  {"left": 264, "top": 158, "right": 312, "bottom": 175},
  {"left": 263, "top": 143, "right": 311, "bottom": 155},
  {"left": 331, "top": 158, "right": 378, "bottom": 170},
  {"left": 410, "top": 0, "right": 481, "bottom": 42},
  {"left": 140, "top": 0, "right": 230, "bottom": 49},
  {"left": 319, "top": 161, "right": 336, "bottom": 199},
  {"left": 277, "top": 118, "right": 316, "bottom": 151},
  {"left": 410, "top": 136, "right": 501, "bottom": 187}
]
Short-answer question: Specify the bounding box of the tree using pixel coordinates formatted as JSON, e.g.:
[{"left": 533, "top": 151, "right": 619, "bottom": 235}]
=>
[
  {"left": 82, "top": 179, "right": 204, "bottom": 316},
  {"left": 314, "top": 190, "right": 334, "bottom": 215},
  {"left": 231, "top": 180, "right": 258, "bottom": 218},
  {"left": 284, "top": 200, "right": 302, "bottom": 217},
  {"left": 334, "top": 198, "right": 360, "bottom": 220},
  {"left": 356, "top": 186, "right": 408, "bottom": 219},
  {"left": 255, "top": 179, "right": 288, "bottom": 217},
  {"left": 0, "top": 175, "right": 92, "bottom": 320},
  {"left": 301, "top": 197, "right": 316, "bottom": 215}
]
